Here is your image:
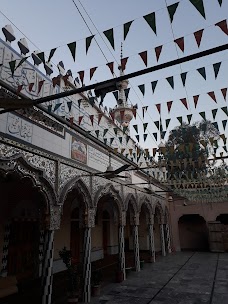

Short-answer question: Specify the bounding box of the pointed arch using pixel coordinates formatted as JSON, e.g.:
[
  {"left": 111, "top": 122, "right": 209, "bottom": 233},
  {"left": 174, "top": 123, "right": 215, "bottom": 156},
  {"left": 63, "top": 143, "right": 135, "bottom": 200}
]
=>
[
  {"left": 139, "top": 195, "right": 153, "bottom": 222},
  {"left": 125, "top": 193, "right": 138, "bottom": 214}
]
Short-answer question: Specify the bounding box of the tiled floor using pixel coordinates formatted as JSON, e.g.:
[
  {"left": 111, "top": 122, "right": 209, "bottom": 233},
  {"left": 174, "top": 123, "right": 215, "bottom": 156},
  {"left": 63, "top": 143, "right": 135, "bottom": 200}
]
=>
[{"left": 90, "top": 252, "right": 228, "bottom": 304}]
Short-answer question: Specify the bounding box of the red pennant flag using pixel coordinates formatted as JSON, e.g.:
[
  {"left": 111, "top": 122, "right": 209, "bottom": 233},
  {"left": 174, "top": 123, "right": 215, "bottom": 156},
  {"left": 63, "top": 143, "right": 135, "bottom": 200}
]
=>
[
  {"left": 208, "top": 91, "right": 217, "bottom": 103},
  {"left": 174, "top": 37, "right": 184, "bottom": 52},
  {"left": 62, "top": 75, "right": 69, "bottom": 86},
  {"left": 78, "top": 71, "right": 84, "bottom": 85},
  {"left": 155, "top": 103, "right": 161, "bottom": 114},
  {"left": 193, "top": 95, "right": 199, "bottom": 108},
  {"left": 121, "top": 57, "right": 128, "bottom": 70},
  {"left": 132, "top": 108, "right": 137, "bottom": 118},
  {"left": 155, "top": 45, "right": 162, "bottom": 61},
  {"left": 78, "top": 116, "right": 83, "bottom": 125},
  {"left": 167, "top": 101, "right": 173, "bottom": 113},
  {"left": 38, "top": 80, "right": 45, "bottom": 94},
  {"left": 139, "top": 51, "right": 147, "bottom": 66},
  {"left": 180, "top": 98, "right": 188, "bottom": 109},
  {"left": 120, "top": 110, "right": 125, "bottom": 122},
  {"left": 29, "top": 83, "right": 34, "bottom": 92},
  {"left": 106, "top": 62, "right": 114, "bottom": 74},
  {"left": 89, "top": 115, "right": 94, "bottom": 126},
  {"left": 16, "top": 84, "right": 23, "bottom": 95},
  {"left": 98, "top": 113, "right": 103, "bottom": 125},
  {"left": 194, "top": 29, "right": 204, "bottom": 47},
  {"left": 221, "top": 88, "right": 227, "bottom": 100},
  {"left": 52, "top": 77, "right": 59, "bottom": 88},
  {"left": 90, "top": 67, "right": 97, "bottom": 80},
  {"left": 215, "top": 20, "right": 228, "bottom": 35}
]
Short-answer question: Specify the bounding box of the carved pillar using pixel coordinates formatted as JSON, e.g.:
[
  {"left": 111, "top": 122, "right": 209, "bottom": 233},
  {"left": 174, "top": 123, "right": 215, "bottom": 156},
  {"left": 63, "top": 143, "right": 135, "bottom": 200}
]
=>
[
  {"left": 148, "top": 216, "right": 155, "bottom": 263},
  {"left": 0, "top": 221, "right": 11, "bottom": 277},
  {"left": 132, "top": 214, "right": 140, "bottom": 272},
  {"left": 165, "top": 223, "right": 172, "bottom": 254},
  {"left": 119, "top": 212, "right": 126, "bottom": 280},
  {"left": 160, "top": 217, "right": 166, "bottom": 257}
]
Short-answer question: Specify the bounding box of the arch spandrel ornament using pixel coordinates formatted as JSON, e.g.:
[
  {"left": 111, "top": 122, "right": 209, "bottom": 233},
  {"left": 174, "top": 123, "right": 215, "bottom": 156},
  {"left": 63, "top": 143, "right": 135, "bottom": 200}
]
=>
[{"left": 124, "top": 193, "right": 138, "bottom": 214}]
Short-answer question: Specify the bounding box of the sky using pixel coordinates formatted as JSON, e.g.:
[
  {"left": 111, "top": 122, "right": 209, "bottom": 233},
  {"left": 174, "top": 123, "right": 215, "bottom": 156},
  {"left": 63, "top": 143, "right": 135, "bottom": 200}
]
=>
[{"left": 0, "top": 0, "right": 227, "bottom": 155}]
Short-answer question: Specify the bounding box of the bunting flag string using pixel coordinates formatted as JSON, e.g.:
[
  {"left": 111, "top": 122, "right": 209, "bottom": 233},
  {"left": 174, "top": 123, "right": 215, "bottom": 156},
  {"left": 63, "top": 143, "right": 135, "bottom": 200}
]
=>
[
  {"left": 181, "top": 72, "right": 187, "bottom": 86},
  {"left": 67, "top": 42, "right": 76, "bottom": 61},
  {"left": 90, "top": 67, "right": 97, "bottom": 80},
  {"left": 139, "top": 51, "right": 148, "bottom": 66},
  {"left": 138, "top": 84, "right": 145, "bottom": 96},
  {"left": 167, "top": 2, "right": 179, "bottom": 23},
  {"left": 143, "top": 123, "right": 148, "bottom": 132},
  {"left": 106, "top": 62, "right": 114, "bottom": 75},
  {"left": 166, "top": 76, "right": 174, "bottom": 89},
  {"left": 187, "top": 114, "right": 192, "bottom": 124},
  {"left": 167, "top": 101, "right": 173, "bottom": 113},
  {"left": 213, "top": 62, "right": 221, "bottom": 79},
  {"left": 166, "top": 118, "right": 171, "bottom": 129},
  {"left": 212, "top": 109, "right": 218, "bottom": 120},
  {"left": 155, "top": 45, "right": 162, "bottom": 61},
  {"left": 189, "top": 0, "right": 206, "bottom": 19},
  {"left": 197, "top": 67, "right": 206, "bottom": 80},
  {"left": 151, "top": 80, "right": 158, "bottom": 93},
  {"left": 103, "top": 28, "right": 115, "bottom": 50},
  {"left": 155, "top": 104, "right": 161, "bottom": 114},
  {"left": 174, "top": 37, "right": 185, "bottom": 52},
  {"left": 121, "top": 57, "right": 128, "bottom": 70},
  {"left": 221, "top": 88, "right": 227, "bottom": 100},
  {"left": 48, "top": 48, "right": 57, "bottom": 62},
  {"left": 124, "top": 21, "right": 133, "bottom": 40},
  {"left": 193, "top": 95, "right": 199, "bottom": 108},
  {"left": 207, "top": 91, "right": 217, "bottom": 103},
  {"left": 180, "top": 98, "right": 188, "bottom": 109},
  {"left": 143, "top": 12, "right": 157, "bottom": 35},
  {"left": 215, "top": 20, "right": 228, "bottom": 35},
  {"left": 78, "top": 116, "right": 83, "bottom": 125},
  {"left": 133, "top": 125, "right": 138, "bottom": 133},
  {"left": 142, "top": 106, "right": 148, "bottom": 118}
]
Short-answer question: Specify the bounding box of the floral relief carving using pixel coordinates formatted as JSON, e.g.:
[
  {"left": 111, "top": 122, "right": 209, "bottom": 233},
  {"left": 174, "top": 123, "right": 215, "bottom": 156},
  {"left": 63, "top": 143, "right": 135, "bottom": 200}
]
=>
[{"left": 50, "top": 206, "right": 62, "bottom": 230}]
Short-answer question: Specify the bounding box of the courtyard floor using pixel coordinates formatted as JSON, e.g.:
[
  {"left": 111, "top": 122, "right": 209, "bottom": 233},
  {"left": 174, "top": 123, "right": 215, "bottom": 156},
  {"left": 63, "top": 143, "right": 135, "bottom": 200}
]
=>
[{"left": 89, "top": 252, "right": 228, "bottom": 304}]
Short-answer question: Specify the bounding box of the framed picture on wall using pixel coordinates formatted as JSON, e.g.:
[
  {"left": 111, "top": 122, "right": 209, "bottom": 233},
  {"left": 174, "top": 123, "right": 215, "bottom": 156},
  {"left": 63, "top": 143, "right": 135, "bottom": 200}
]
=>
[{"left": 71, "top": 136, "right": 87, "bottom": 164}]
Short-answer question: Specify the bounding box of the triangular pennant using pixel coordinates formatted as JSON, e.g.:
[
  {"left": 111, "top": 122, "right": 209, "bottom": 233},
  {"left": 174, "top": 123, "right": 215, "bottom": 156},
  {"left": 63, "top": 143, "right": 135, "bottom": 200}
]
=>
[
  {"left": 103, "top": 129, "right": 108, "bottom": 137},
  {"left": 208, "top": 91, "right": 217, "bottom": 103},
  {"left": 104, "top": 138, "right": 107, "bottom": 145},
  {"left": 142, "top": 106, "right": 148, "bottom": 118},
  {"left": 119, "top": 137, "right": 123, "bottom": 144},
  {"left": 189, "top": 0, "right": 206, "bottom": 19},
  {"left": 212, "top": 122, "right": 219, "bottom": 130},
  {"left": 212, "top": 109, "right": 218, "bottom": 120},
  {"left": 114, "top": 148, "right": 118, "bottom": 154},
  {"left": 106, "top": 62, "right": 114, "bottom": 74},
  {"left": 180, "top": 72, "right": 187, "bottom": 86},
  {"left": 126, "top": 135, "right": 130, "bottom": 144},
  {"left": 167, "top": 101, "right": 173, "bottom": 113},
  {"left": 95, "top": 130, "right": 99, "bottom": 138},
  {"left": 133, "top": 125, "right": 138, "bottom": 133},
  {"left": 54, "top": 103, "right": 62, "bottom": 112},
  {"left": 124, "top": 88, "right": 130, "bottom": 100},
  {"left": 132, "top": 108, "right": 137, "bottom": 119},
  {"left": 138, "top": 84, "right": 145, "bottom": 96},
  {"left": 89, "top": 115, "right": 94, "bottom": 126},
  {"left": 29, "top": 83, "right": 34, "bottom": 92},
  {"left": 166, "top": 76, "right": 174, "bottom": 89},
  {"left": 218, "top": 0, "right": 222, "bottom": 6},
  {"left": 36, "top": 52, "right": 45, "bottom": 64},
  {"left": 221, "top": 106, "right": 228, "bottom": 116},
  {"left": 78, "top": 99, "right": 82, "bottom": 108},
  {"left": 143, "top": 123, "right": 148, "bottom": 132},
  {"left": 52, "top": 76, "right": 59, "bottom": 88},
  {"left": 155, "top": 104, "right": 161, "bottom": 114},
  {"left": 124, "top": 21, "right": 133, "bottom": 40},
  {"left": 221, "top": 88, "right": 227, "bottom": 100},
  {"left": 197, "top": 67, "right": 206, "bottom": 80},
  {"left": 113, "top": 91, "right": 119, "bottom": 101},
  {"left": 167, "top": 2, "right": 179, "bottom": 23},
  {"left": 121, "top": 148, "right": 125, "bottom": 154},
  {"left": 121, "top": 57, "right": 128, "bottom": 71},
  {"left": 154, "top": 121, "right": 160, "bottom": 130},
  {"left": 9, "top": 60, "right": 16, "bottom": 76},
  {"left": 67, "top": 42, "right": 76, "bottom": 61},
  {"left": 139, "top": 51, "right": 147, "bottom": 66},
  {"left": 98, "top": 113, "right": 103, "bottom": 125},
  {"left": 222, "top": 120, "right": 227, "bottom": 130},
  {"left": 123, "top": 126, "right": 128, "bottom": 133},
  {"left": 86, "top": 35, "right": 94, "bottom": 54},
  {"left": 151, "top": 80, "right": 158, "bottom": 93},
  {"left": 153, "top": 133, "right": 158, "bottom": 141},
  {"left": 135, "top": 135, "right": 140, "bottom": 142},
  {"left": 187, "top": 114, "right": 192, "bottom": 124},
  {"left": 38, "top": 80, "right": 45, "bottom": 94},
  {"left": 47, "top": 105, "right": 52, "bottom": 112},
  {"left": 180, "top": 98, "right": 188, "bottom": 109},
  {"left": 143, "top": 134, "right": 148, "bottom": 142},
  {"left": 110, "top": 138, "right": 114, "bottom": 145},
  {"left": 78, "top": 71, "right": 84, "bottom": 85},
  {"left": 90, "top": 67, "right": 97, "bottom": 80},
  {"left": 89, "top": 96, "right": 95, "bottom": 107},
  {"left": 213, "top": 62, "right": 221, "bottom": 79},
  {"left": 174, "top": 37, "right": 184, "bottom": 52},
  {"left": 67, "top": 101, "right": 73, "bottom": 112},
  {"left": 78, "top": 116, "right": 83, "bottom": 125},
  {"left": 177, "top": 116, "right": 183, "bottom": 125},
  {"left": 143, "top": 12, "right": 156, "bottom": 34},
  {"left": 114, "top": 127, "right": 118, "bottom": 136},
  {"left": 155, "top": 45, "right": 162, "bottom": 61},
  {"left": 103, "top": 28, "right": 115, "bottom": 49},
  {"left": 69, "top": 117, "right": 74, "bottom": 126},
  {"left": 161, "top": 131, "right": 166, "bottom": 139},
  {"left": 16, "top": 56, "right": 29, "bottom": 70},
  {"left": 166, "top": 118, "right": 171, "bottom": 129},
  {"left": 193, "top": 95, "right": 199, "bottom": 108},
  {"left": 16, "top": 84, "right": 23, "bottom": 95},
  {"left": 223, "top": 145, "right": 227, "bottom": 153},
  {"left": 48, "top": 48, "right": 57, "bottom": 62},
  {"left": 194, "top": 29, "right": 204, "bottom": 47},
  {"left": 199, "top": 111, "right": 206, "bottom": 120},
  {"left": 215, "top": 20, "right": 228, "bottom": 35}
]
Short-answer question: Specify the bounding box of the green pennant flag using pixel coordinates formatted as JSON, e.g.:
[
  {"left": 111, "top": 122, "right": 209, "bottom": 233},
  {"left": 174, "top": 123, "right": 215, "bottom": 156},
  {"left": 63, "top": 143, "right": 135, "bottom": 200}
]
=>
[
  {"left": 133, "top": 124, "right": 138, "bottom": 133},
  {"left": 143, "top": 12, "right": 156, "bottom": 35},
  {"left": 212, "top": 122, "right": 219, "bottom": 130},
  {"left": 124, "top": 20, "right": 133, "bottom": 40},
  {"left": 114, "top": 127, "right": 118, "bottom": 136},
  {"left": 37, "top": 52, "right": 45, "bottom": 64},
  {"left": 119, "top": 137, "right": 122, "bottom": 144},
  {"left": 138, "top": 84, "right": 145, "bottom": 96},
  {"left": 125, "top": 153, "right": 129, "bottom": 158},
  {"left": 126, "top": 135, "right": 130, "bottom": 144},
  {"left": 181, "top": 72, "right": 187, "bottom": 86},
  {"left": 143, "top": 134, "right": 148, "bottom": 142},
  {"left": 197, "top": 67, "right": 206, "bottom": 80},
  {"left": 103, "top": 28, "right": 115, "bottom": 50},
  {"left": 154, "top": 121, "right": 160, "bottom": 130},
  {"left": 103, "top": 129, "right": 108, "bottom": 137},
  {"left": 95, "top": 130, "right": 99, "bottom": 138},
  {"left": 189, "top": 0, "right": 206, "bottom": 19},
  {"left": 67, "top": 42, "right": 76, "bottom": 61},
  {"left": 218, "top": 0, "right": 222, "bottom": 6},
  {"left": 123, "top": 126, "right": 128, "bottom": 133},
  {"left": 47, "top": 105, "right": 52, "bottom": 112},
  {"left": 9, "top": 60, "right": 16, "bottom": 76},
  {"left": 213, "top": 62, "right": 221, "bottom": 79},
  {"left": 16, "top": 56, "right": 29, "bottom": 70},
  {"left": 104, "top": 138, "right": 107, "bottom": 145},
  {"left": 221, "top": 106, "right": 228, "bottom": 116},
  {"left": 222, "top": 120, "right": 227, "bottom": 130},
  {"left": 112, "top": 91, "right": 119, "bottom": 101},
  {"left": 143, "top": 123, "right": 148, "bottom": 132},
  {"left": 167, "top": 2, "right": 179, "bottom": 23},
  {"left": 67, "top": 101, "right": 72, "bottom": 112},
  {"left": 151, "top": 80, "right": 158, "bottom": 93},
  {"left": 166, "top": 118, "right": 171, "bottom": 129},
  {"left": 153, "top": 132, "right": 158, "bottom": 141},
  {"left": 166, "top": 76, "right": 174, "bottom": 89},
  {"left": 199, "top": 111, "right": 206, "bottom": 120},
  {"left": 187, "top": 114, "right": 192, "bottom": 124},
  {"left": 86, "top": 35, "right": 94, "bottom": 54},
  {"left": 212, "top": 109, "right": 218, "bottom": 120},
  {"left": 54, "top": 103, "right": 62, "bottom": 112},
  {"left": 48, "top": 48, "right": 57, "bottom": 62},
  {"left": 110, "top": 137, "right": 114, "bottom": 145},
  {"left": 135, "top": 135, "right": 140, "bottom": 142},
  {"left": 177, "top": 116, "right": 183, "bottom": 125}
]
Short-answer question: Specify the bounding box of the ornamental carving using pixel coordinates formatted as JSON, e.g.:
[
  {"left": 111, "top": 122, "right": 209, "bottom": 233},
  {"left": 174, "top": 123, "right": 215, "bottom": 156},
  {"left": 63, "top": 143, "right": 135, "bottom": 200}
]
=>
[
  {"left": 59, "top": 163, "right": 82, "bottom": 189},
  {"left": 50, "top": 205, "right": 62, "bottom": 230}
]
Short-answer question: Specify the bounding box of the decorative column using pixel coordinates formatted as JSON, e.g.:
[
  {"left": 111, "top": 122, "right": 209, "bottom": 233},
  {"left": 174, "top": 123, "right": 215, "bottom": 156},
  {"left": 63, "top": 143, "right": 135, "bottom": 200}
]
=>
[
  {"left": 159, "top": 217, "right": 166, "bottom": 257},
  {"left": 148, "top": 216, "right": 155, "bottom": 263},
  {"left": 83, "top": 209, "right": 95, "bottom": 303},
  {"left": 165, "top": 223, "right": 172, "bottom": 254},
  {"left": 132, "top": 214, "right": 140, "bottom": 272},
  {"left": 119, "top": 211, "right": 126, "bottom": 280},
  {"left": 1, "top": 221, "right": 11, "bottom": 277}
]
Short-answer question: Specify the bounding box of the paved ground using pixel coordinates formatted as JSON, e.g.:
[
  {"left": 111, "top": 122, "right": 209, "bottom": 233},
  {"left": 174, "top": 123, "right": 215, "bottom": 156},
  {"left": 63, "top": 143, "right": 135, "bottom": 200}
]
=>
[{"left": 90, "top": 252, "right": 228, "bottom": 304}]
